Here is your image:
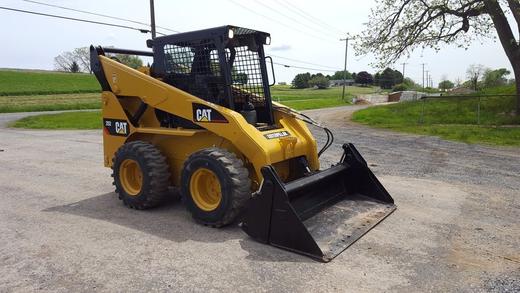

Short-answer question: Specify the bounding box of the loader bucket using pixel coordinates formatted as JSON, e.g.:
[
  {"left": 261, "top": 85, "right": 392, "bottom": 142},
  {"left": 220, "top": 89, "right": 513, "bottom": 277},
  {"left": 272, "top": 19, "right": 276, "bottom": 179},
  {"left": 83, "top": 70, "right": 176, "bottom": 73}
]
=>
[{"left": 241, "top": 143, "right": 396, "bottom": 262}]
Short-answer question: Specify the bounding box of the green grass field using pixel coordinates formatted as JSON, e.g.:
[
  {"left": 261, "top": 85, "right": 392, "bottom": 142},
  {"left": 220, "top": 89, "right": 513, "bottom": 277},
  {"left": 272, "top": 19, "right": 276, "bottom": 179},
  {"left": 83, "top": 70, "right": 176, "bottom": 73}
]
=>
[
  {"left": 11, "top": 111, "right": 102, "bottom": 129},
  {"left": 0, "top": 93, "right": 100, "bottom": 113},
  {"left": 4, "top": 70, "right": 383, "bottom": 128},
  {"left": 0, "top": 69, "right": 100, "bottom": 96},
  {"left": 0, "top": 70, "right": 381, "bottom": 113},
  {"left": 352, "top": 85, "right": 520, "bottom": 146},
  {"left": 271, "top": 85, "right": 378, "bottom": 110}
]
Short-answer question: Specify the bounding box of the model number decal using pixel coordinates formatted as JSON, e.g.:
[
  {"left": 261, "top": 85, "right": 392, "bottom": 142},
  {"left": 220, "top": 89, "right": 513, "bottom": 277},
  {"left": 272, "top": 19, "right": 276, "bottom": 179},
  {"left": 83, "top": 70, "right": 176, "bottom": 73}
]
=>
[
  {"left": 264, "top": 131, "right": 290, "bottom": 139},
  {"left": 192, "top": 103, "right": 228, "bottom": 123},
  {"left": 103, "top": 119, "right": 129, "bottom": 137}
]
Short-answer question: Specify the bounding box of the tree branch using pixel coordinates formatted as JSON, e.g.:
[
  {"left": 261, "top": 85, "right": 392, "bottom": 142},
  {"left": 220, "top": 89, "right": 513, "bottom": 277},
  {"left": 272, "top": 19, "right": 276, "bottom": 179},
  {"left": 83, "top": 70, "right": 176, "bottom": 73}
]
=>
[
  {"left": 356, "top": 0, "right": 493, "bottom": 65},
  {"left": 506, "top": 0, "right": 520, "bottom": 37},
  {"left": 483, "top": 0, "right": 520, "bottom": 63}
]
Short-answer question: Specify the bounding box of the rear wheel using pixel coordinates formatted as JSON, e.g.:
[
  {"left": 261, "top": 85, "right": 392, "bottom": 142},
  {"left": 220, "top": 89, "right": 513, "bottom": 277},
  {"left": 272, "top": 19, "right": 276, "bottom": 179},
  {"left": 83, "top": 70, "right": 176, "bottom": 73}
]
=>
[
  {"left": 112, "top": 141, "right": 171, "bottom": 209},
  {"left": 181, "top": 148, "right": 251, "bottom": 227}
]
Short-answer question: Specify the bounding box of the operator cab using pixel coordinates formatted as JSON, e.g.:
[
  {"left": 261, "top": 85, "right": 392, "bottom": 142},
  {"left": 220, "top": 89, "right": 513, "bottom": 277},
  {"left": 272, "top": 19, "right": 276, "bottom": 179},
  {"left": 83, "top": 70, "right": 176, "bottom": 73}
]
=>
[{"left": 149, "top": 25, "right": 275, "bottom": 126}]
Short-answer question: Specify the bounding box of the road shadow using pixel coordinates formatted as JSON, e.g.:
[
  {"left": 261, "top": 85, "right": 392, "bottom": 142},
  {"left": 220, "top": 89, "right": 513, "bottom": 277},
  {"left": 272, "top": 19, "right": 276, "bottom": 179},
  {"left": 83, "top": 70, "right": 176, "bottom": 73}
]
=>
[
  {"left": 44, "top": 191, "right": 312, "bottom": 263},
  {"left": 44, "top": 191, "right": 241, "bottom": 243},
  {"left": 239, "top": 239, "right": 314, "bottom": 263}
]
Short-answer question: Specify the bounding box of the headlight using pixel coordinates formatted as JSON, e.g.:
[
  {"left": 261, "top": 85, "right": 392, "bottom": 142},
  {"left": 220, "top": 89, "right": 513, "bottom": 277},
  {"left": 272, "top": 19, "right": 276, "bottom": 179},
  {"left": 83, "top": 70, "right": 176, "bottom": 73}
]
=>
[
  {"left": 228, "top": 29, "right": 234, "bottom": 39},
  {"left": 265, "top": 36, "right": 271, "bottom": 45}
]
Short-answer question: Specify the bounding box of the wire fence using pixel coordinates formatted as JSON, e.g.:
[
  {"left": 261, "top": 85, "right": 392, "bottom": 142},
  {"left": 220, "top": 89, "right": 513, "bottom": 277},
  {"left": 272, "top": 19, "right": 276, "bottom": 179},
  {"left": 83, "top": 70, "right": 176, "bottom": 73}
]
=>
[{"left": 415, "top": 94, "right": 519, "bottom": 126}]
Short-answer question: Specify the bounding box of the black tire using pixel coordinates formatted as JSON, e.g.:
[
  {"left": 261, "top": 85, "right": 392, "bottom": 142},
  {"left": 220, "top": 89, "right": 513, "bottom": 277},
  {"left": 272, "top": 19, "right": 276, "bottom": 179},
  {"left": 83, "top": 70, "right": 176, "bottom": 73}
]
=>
[
  {"left": 181, "top": 148, "right": 251, "bottom": 227},
  {"left": 112, "top": 141, "right": 171, "bottom": 209}
]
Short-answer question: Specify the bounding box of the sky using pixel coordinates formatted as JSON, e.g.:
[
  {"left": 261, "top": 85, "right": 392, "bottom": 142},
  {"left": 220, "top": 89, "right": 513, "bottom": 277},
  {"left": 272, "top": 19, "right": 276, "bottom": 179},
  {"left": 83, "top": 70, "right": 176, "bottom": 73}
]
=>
[{"left": 0, "top": 0, "right": 516, "bottom": 85}]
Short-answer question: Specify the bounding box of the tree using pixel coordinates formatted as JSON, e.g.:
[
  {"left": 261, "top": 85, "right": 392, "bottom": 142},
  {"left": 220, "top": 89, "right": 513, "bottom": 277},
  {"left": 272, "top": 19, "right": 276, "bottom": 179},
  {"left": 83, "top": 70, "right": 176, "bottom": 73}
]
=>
[
  {"left": 392, "top": 83, "right": 408, "bottom": 91},
  {"left": 467, "top": 64, "right": 486, "bottom": 90},
  {"left": 54, "top": 47, "right": 91, "bottom": 73},
  {"left": 54, "top": 51, "right": 76, "bottom": 72},
  {"left": 112, "top": 54, "right": 143, "bottom": 69},
  {"left": 70, "top": 61, "right": 80, "bottom": 73},
  {"left": 330, "top": 70, "right": 352, "bottom": 80},
  {"left": 403, "top": 77, "right": 421, "bottom": 89},
  {"left": 379, "top": 68, "right": 403, "bottom": 89},
  {"left": 356, "top": 0, "right": 520, "bottom": 114},
  {"left": 234, "top": 73, "right": 248, "bottom": 84},
  {"left": 308, "top": 75, "right": 330, "bottom": 89},
  {"left": 355, "top": 71, "right": 374, "bottom": 86},
  {"left": 393, "top": 70, "right": 404, "bottom": 84},
  {"left": 483, "top": 68, "right": 511, "bottom": 87},
  {"left": 73, "top": 47, "right": 91, "bottom": 73},
  {"left": 438, "top": 80, "right": 455, "bottom": 90},
  {"left": 291, "top": 73, "right": 312, "bottom": 89},
  {"left": 374, "top": 72, "right": 381, "bottom": 86}
]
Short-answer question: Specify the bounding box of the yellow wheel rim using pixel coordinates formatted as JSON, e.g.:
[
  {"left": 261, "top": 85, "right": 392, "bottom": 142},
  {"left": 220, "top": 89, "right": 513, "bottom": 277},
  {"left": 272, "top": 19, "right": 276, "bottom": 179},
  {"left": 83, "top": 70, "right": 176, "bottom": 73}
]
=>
[
  {"left": 119, "top": 159, "right": 143, "bottom": 196},
  {"left": 190, "top": 168, "right": 222, "bottom": 211}
]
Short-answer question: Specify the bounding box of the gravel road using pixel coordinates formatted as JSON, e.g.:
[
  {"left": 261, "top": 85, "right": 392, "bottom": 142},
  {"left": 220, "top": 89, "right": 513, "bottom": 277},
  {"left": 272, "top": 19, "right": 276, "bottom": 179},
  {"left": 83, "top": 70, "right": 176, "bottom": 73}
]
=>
[{"left": 1, "top": 107, "right": 519, "bottom": 292}]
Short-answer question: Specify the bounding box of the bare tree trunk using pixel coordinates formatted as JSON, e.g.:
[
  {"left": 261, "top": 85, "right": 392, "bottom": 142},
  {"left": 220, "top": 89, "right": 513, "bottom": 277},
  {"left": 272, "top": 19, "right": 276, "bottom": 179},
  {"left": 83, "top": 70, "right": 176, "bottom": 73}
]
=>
[
  {"left": 514, "top": 64, "right": 520, "bottom": 114},
  {"left": 483, "top": 0, "right": 520, "bottom": 115}
]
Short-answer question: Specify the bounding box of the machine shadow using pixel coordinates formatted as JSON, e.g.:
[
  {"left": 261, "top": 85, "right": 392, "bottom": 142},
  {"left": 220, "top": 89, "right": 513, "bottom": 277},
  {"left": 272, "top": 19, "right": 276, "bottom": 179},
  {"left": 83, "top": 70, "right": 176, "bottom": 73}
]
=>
[{"left": 44, "top": 191, "right": 313, "bottom": 263}]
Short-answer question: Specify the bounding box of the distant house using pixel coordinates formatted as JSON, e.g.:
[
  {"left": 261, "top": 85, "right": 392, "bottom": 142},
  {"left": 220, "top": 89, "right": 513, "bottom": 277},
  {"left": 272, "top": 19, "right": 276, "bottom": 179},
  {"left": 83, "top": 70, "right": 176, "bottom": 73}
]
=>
[{"left": 329, "top": 79, "right": 355, "bottom": 87}]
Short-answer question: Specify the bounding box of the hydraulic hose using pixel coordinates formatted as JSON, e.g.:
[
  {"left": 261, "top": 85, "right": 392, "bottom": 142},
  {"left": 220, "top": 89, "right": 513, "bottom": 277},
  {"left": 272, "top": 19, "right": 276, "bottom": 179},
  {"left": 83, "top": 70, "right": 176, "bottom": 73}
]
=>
[{"left": 273, "top": 106, "right": 334, "bottom": 157}]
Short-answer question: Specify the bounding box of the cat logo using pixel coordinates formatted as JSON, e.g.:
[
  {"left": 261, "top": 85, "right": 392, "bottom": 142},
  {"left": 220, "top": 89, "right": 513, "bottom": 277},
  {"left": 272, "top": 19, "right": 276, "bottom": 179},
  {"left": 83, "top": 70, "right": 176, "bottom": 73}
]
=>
[
  {"left": 115, "top": 121, "right": 128, "bottom": 135},
  {"left": 192, "top": 103, "right": 228, "bottom": 123},
  {"left": 195, "top": 109, "right": 212, "bottom": 122},
  {"left": 103, "top": 119, "right": 130, "bottom": 137}
]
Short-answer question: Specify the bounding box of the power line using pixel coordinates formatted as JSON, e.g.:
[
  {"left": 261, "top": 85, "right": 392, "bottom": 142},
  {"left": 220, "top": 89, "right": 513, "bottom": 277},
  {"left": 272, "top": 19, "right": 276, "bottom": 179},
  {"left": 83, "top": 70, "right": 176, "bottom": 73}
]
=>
[
  {"left": 422, "top": 63, "right": 426, "bottom": 90},
  {"left": 22, "top": 0, "right": 180, "bottom": 33},
  {"left": 277, "top": 0, "right": 344, "bottom": 34},
  {"left": 268, "top": 54, "right": 340, "bottom": 70},
  {"left": 340, "top": 37, "right": 349, "bottom": 101},
  {"left": 23, "top": 0, "right": 341, "bottom": 72},
  {"left": 250, "top": 0, "right": 338, "bottom": 39},
  {"left": 5, "top": 2, "right": 343, "bottom": 74},
  {"left": 226, "top": 0, "right": 336, "bottom": 44},
  {"left": 0, "top": 6, "right": 160, "bottom": 34},
  {"left": 273, "top": 62, "right": 337, "bottom": 73},
  {"left": 401, "top": 62, "right": 407, "bottom": 79}
]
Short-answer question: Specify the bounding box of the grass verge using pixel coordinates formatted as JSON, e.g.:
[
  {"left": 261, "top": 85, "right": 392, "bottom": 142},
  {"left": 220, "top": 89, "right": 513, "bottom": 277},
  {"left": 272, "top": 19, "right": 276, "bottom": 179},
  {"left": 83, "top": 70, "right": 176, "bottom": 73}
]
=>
[
  {"left": 375, "top": 124, "right": 520, "bottom": 147},
  {"left": 0, "top": 70, "right": 100, "bottom": 96},
  {"left": 271, "top": 85, "right": 381, "bottom": 110},
  {"left": 0, "top": 93, "right": 100, "bottom": 113},
  {"left": 352, "top": 85, "right": 519, "bottom": 147},
  {"left": 11, "top": 111, "right": 102, "bottom": 129},
  {"left": 1, "top": 85, "right": 380, "bottom": 113}
]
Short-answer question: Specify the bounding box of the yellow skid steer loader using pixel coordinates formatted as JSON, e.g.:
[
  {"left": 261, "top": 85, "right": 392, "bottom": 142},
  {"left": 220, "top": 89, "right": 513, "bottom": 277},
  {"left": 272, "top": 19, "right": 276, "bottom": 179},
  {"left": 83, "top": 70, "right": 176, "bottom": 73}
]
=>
[{"left": 91, "top": 26, "right": 395, "bottom": 262}]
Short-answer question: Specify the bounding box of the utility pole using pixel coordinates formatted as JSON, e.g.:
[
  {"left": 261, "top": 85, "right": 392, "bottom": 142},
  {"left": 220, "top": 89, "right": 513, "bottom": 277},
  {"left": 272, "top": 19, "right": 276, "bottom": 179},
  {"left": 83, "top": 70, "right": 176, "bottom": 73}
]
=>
[
  {"left": 340, "top": 37, "right": 349, "bottom": 101},
  {"left": 421, "top": 63, "right": 426, "bottom": 91},
  {"left": 425, "top": 70, "right": 429, "bottom": 89},
  {"left": 401, "top": 62, "right": 407, "bottom": 80},
  {"left": 150, "top": 0, "right": 156, "bottom": 39}
]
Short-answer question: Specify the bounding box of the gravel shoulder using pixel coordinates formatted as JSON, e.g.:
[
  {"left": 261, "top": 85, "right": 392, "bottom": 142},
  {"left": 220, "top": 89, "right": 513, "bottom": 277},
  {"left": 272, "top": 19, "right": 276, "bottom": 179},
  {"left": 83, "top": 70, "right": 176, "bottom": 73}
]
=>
[{"left": 0, "top": 107, "right": 519, "bottom": 292}]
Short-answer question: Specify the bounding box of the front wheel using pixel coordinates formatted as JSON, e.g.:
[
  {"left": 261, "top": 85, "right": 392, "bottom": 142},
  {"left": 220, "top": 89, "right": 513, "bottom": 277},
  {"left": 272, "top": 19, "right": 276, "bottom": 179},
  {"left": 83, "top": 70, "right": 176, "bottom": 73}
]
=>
[
  {"left": 112, "top": 141, "right": 171, "bottom": 209},
  {"left": 181, "top": 148, "right": 251, "bottom": 227}
]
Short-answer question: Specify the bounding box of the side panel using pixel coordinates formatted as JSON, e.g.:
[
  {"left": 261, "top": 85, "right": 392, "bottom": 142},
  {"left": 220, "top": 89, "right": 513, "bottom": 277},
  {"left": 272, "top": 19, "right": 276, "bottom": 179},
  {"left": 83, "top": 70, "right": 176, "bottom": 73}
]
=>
[
  {"left": 101, "top": 92, "right": 133, "bottom": 167},
  {"left": 130, "top": 132, "right": 241, "bottom": 187},
  {"left": 101, "top": 92, "right": 254, "bottom": 187}
]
